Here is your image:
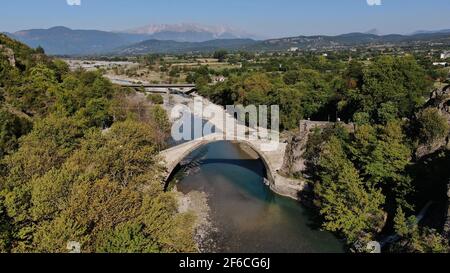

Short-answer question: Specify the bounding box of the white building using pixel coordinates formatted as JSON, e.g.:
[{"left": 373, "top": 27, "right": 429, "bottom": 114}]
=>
[
  {"left": 441, "top": 51, "right": 450, "bottom": 59},
  {"left": 288, "top": 47, "right": 299, "bottom": 52},
  {"left": 433, "top": 62, "right": 448, "bottom": 66}
]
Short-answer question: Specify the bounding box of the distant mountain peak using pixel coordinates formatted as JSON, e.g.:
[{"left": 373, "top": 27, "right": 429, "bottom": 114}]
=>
[
  {"left": 126, "top": 23, "right": 234, "bottom": 34},
  {"left": 123, "top": 23, "right": 262, "bottom": 42},
  {"left": 365, "top": 28, "right": 382, "bottom": 35},
  {"left": 48, "top": 26, "right": 71, "bottom": 31}
]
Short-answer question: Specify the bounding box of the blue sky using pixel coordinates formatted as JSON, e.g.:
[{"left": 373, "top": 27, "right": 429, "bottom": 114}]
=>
[{"left": 2, "top": 0, "right": 450, "bottom": 37}]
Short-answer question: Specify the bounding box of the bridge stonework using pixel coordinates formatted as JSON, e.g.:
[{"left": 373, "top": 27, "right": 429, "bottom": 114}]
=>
[{"left": 159, "top": 133, "right": 307, "bottom": 200}]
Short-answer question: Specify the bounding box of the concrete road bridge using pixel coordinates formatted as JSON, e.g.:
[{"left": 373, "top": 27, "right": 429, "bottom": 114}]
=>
[{"left": 112, "top": 79, "right": 197, "bottom": 94}]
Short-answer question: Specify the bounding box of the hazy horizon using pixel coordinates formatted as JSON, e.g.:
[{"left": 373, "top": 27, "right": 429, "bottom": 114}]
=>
[{"left": 2, "top": 0, "right": 450, "bottom": 38}]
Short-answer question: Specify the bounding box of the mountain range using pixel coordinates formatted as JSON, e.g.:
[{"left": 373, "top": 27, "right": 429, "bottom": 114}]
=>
[
  {"left": 4, "top": 23, "right": 261, "bottom": 55},
  {"left": 124, "top": 23, "right": 262, "bottom": 42},
  {"left": 6, "top": 26, "right": 148, "bottom": 55},
  {"left": 4, "top": 25, "right": 450, "bottom": 56}
]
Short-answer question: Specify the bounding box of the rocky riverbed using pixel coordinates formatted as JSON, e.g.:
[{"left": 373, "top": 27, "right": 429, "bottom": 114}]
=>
[{"left": 176, "top": 189, "right": 217, "bottom": 252}]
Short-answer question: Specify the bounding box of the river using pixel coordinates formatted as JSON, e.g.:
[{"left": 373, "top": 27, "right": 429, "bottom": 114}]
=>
[{"left": 172, "top": 141, "right": 345, "bottom": 253}]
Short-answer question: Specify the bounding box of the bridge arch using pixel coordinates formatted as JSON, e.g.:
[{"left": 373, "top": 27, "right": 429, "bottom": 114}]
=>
[{"left": 162, "top": 139, "right": 276, "bottom": 187}]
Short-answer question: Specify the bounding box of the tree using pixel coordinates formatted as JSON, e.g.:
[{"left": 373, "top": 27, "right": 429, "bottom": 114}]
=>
[
  {"left": 0, "top": 196, "right": 13, "bottom": 252},
  {"left": 35, "top": 46, "right": 45, "bottom": 54},
  {"left": 393, "top": 207, "right": 410, "bottom": 237},
  {"left": 353, "top": 112, "right": 371, "bottom": 126},
  {"left": 392, "top": 207, "right": 449, "bottom": 253},
  {"left": 96, "top": 223, "right": 157, "bottom": 253},
  {"left": 148, "top": 106, "right": 171, "bottom": 150},
  {"left": 3, "top": 115, "right": 86, "bottom": 187},
  {"left": 0, "top": 58, "right": 20, "bottom": 88},
  {"left": 213, "top": 50, "right": 228, "bottom": 63},
  {"left": 147, "top": 94, "right": 164, "bottom": 105},
  {"left": 349, "top": 122, "right": 413, "bottom": 209},
  {"left": 283, "top": 71, "right": 300, "bottom": 85},
  {"left": 6, "top": 64, "right": 59, "bottom": 116},
  {"left": 377, "top": 102, "right": 398, "bottom": 125},
  {"left": 30, "top": 168, "right": 74, "bottom": 222},
  {"left": 344, "top": 60, "right": 364, "bottom": 89},
  {"left": 314, "top": 137, "right": 386, "bottom": 243},
  {"left": 0, "top": 109, "right": 32, "bottom": 158},
  {"left": 416, "top": 108, "right": 449, "bottom": 145},
  {"left": 359, "top": 56, "right": 431, "bottom": 121},
  {"left": 51, "top": 59, "right": 70, "bottom": 81},
  {"left": 32, "top": 215, "right": 89, "bottom": 253},
  {"left": 76, "top": 98, "right": 113, "bottom": 128}
]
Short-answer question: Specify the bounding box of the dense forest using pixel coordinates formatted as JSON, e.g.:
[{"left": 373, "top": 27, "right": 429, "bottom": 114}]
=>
[{"left": 0, "top": 34, "right": 196, "bottom": 253}]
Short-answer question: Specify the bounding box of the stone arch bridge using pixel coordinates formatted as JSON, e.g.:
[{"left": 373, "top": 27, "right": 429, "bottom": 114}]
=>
[
  {"left": 159, "top": 132, "right": 307, "bottom": 200},
  {"left": 155, "top": 96, "right": 341, "bottom": 200}
]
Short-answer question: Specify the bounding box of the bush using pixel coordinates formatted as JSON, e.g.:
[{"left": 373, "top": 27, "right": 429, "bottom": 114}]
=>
[
  {"left": 147, "top": 94, "right": 164, "bottom": 105},
  {"left": 417, "top": 108, "right": 449, "bottom": 145}
]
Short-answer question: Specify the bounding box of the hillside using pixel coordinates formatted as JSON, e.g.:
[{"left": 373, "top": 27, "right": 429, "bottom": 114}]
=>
[
  {"left": 3, "top": 24, "right": 259, "bottom": 55},
  {"left": 6, "top": 26, "right": 148, "bottom": 55},
  {"left": 251, "top": 32, "right": 450, "bottom": 51},
  {"left": 114, "top": 38, "right": 257, "bottom": 55},
  {"left": 1, "top": 34, "right": 196, "bottom": 253},
  {"left": 112, "top": 31, "right": 450, "bottom": 55}
]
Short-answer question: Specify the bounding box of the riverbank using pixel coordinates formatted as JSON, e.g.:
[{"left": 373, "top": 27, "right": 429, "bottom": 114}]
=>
[
  {"left": 176, "top": 189, "right": 217, "bottom": 252},
  {"left": 238, "top": 142, "right": 309, "bottom": 201}
]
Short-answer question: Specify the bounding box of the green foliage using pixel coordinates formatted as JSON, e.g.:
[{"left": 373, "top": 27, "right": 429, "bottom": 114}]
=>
[
  {"left": 147, "top": 94, "right": 164, "bottom": 105},
  {"left": 200, "top": 68, "right": 336, "bottom": 130},
  {"left": 0, "top": 109, "right": 32, "bottom": 158},
  {"left": 6, "top": 64, "right": 59, "bottom": 116},
  {"left": 352, "top": 122, "right": 413, "bottom": 208},
  {"left": 0, "top": 36, "right": 196, "bottom": 253},
  {"left": 314, "top": 137, "right": 386, "bottom": 243},
  {"left": 392, "top": 207, "right": 449, "bottom": 253},
  {"left": 213, "top": 50, "right": 228, "bottom": 62},
  {"left": 76, "top": 98, "right": 113, "bottom": 128},
  {"left": 35, "top": 46, "right": 45, "bottom": 55},
  {"left": 0, "top": 58, "right": 20, "bottom": 88},
  {"left": 96, "top": 223, "right": 157, "bottom": 253},
  {"left": 1, "top": 119, "right": 195, "bottom": 253},
  {"left": 377, "top": 102, "right": 399, "bottom": 125},
  {"left": 282, "top": 70, "right": 300, "bottom": 85},
  {"left": 393, "top": 207, "right": 410, "bottom": 237},
  {"left": 353, "top": 112, "right": 370, "bottom": 126},
  {"left": 359, "top": 56, "right": 431, "bottom": 121},
  {"left": 307, "top": 121, "right": 417, "bottom": 246},
  {"left": 416, "top": 108, "right": 449, "bottom": 145},
  {"left": 148, "top": 105, "right": 171, "bottom": 150},
  {"left": 3, "top": 115, "right": 86, "bottom": 188},
  {"left": 0, "top": 196, "right": 13, "bottom": 252}
]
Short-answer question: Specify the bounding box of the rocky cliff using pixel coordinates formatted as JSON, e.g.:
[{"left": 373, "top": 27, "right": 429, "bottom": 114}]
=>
[
  {"left": 280, "top": 120, "right": 354, "bottom": 178},
  {"left": 0, "top": 44, "right": 16, "bottom": 67},
  {"left": 416, "top": 85, "right": 450, "bottom": 158}
]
